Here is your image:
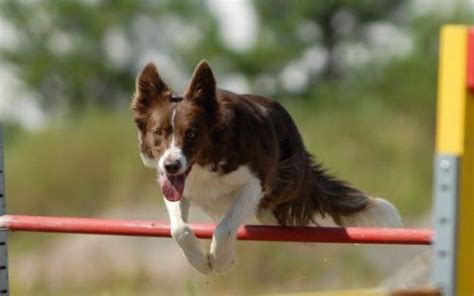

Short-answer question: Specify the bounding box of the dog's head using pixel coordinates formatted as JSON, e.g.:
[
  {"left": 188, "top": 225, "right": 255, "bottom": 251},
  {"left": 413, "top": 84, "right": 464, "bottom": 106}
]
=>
[{"left": 131, "top": 60, "right": 218, "bottom": 201}]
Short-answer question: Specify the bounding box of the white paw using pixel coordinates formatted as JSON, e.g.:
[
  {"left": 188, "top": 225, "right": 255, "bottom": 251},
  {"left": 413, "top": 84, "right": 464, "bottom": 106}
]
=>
[
  {"left": 171, "top": 226, "right": 213, "bottom": 275},
  {"left": 208, "top": 248, "right": 235, "bottom": 274},
  {"left": 187, "top": 251, "right": 213, "bottom": 275}
]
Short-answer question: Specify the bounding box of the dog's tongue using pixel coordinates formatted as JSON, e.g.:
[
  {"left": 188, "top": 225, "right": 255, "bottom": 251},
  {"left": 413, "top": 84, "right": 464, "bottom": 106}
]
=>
[{"left": 160, "top": 174, "right": 185, "bottom": 202}]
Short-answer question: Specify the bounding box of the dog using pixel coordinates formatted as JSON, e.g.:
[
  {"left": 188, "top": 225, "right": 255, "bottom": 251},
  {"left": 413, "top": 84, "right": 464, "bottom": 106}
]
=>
[{"left": 131, "top": 60, "right": 401, "bottom": 275}]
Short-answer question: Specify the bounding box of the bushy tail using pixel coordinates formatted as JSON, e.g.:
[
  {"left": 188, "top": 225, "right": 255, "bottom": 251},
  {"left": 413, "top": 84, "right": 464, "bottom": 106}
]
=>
[
  {"left": 267, "top": 155, "right": 401, "bottom": 228},
  {"left": 311, "top": 162, "right": 401, "bottom": 228},
  {"left": 337, "top": 197, "right": 401, "bottom": 227}
]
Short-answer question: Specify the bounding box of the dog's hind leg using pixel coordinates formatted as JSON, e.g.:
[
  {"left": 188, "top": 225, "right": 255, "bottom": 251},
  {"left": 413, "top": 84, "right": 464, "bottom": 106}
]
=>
[
  {"left": 209, "top": 177, "right": 263, "bottom": 274},
  {"left": 164, "top": 198, "right": 213, "bottom": 274}
]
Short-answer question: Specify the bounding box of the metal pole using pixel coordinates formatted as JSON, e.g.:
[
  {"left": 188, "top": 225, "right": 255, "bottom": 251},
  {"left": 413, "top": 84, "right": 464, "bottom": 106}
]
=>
[
  {"left": 0, "top": 214, "right": 433, "bottom": 245},
  {"left": 432, "top": 155, "right": 459, "bottom": 296},
  {"left": 432, "top": 25, "right": 474, "bottom": 295},
  {"left": 0, "top": 124, "right": 9, "bottom": 295}
]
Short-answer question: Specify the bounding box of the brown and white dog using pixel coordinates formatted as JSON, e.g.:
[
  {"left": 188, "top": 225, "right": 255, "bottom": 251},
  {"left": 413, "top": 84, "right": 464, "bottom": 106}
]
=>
[{"left": 131, "top": 60, "right": 401, "bottom": 275}]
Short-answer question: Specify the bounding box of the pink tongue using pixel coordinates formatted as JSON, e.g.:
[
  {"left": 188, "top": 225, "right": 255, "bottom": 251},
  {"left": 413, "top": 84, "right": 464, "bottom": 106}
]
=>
[{"left": 160, "top": 174, "right": 185, "bottom": 202}]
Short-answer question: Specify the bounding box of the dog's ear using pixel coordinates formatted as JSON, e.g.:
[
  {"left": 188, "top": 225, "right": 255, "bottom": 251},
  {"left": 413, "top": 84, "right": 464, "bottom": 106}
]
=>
[
  {"left": 131, "top": 63, "right": 170, "bottom": 132},
  {"left": 136, "top": 62, "right": 168, "bottom": 94},
  {"left": 132, "top": 62, "right": 169, "bottom": 111},
  {"left": 185, "top": 60, "right": 216, "bottom": 105}
]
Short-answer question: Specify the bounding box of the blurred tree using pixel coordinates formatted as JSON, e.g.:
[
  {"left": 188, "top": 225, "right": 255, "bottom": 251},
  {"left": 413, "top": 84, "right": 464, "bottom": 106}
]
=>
[
  {"left": 1, "top": 0, "right": 472, "bottom": 119},
  {"left": 248, "top": 0, "right": 406, "bottom": 89},
  {"left": 0, "top": 0, "right": 220, "bottom": 116}
]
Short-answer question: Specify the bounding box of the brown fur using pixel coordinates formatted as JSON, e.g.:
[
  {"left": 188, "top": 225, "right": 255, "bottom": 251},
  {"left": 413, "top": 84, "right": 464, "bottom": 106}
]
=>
[{"left": 131, "top": 60, "right": 370, "bottom": 226}]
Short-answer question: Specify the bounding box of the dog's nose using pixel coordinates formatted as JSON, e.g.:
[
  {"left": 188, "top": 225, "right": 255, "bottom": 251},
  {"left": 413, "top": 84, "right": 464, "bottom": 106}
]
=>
[{"left": 164, "top": 159, "right": 182, "bottom": 174}]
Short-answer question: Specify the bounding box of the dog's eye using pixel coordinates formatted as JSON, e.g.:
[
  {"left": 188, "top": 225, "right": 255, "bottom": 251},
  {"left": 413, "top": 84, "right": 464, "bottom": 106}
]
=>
[
  {"left": 186, "top": 128, "right": 197, "bottom": 140},
  {"left": 135, "top": 120, "right": 146, "bottom": 131},
  {"left": 154, "top": 129, "right": 162, "bottom": 137}
]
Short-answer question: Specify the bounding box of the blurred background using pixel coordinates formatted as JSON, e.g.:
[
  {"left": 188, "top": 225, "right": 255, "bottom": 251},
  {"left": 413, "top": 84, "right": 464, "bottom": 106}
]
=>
[{"left": 0, "top": 0, "right": 473, "bottom": 295}]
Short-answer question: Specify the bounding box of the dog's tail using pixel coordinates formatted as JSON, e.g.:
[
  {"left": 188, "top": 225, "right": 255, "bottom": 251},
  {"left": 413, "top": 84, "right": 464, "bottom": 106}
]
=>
[
  {"left": 310, "top": 162, "right": 401, "bottom": 228},
  {"left": 335, "top": 197, "right": 402, "bottom": 227}
]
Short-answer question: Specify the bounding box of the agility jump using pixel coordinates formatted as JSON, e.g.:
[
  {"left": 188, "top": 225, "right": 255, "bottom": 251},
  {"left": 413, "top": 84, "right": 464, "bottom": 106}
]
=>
[{"left": 0, "top": 25, "right": 472, "bottom": 295}]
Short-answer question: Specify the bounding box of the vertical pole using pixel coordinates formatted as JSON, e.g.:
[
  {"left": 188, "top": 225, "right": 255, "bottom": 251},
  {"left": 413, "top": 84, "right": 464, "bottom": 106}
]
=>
[
  {"left": 432, "top": 155, "right": 459, "bottom": 296},
  {"left": 456, "top": 27, "right": 474, "bottom": 296},
  {"left": 0, "top": 124, "right": 9, "bottom": 295},
  {"left": 432, "top": 25, "right": 474, "bottom": 296}
]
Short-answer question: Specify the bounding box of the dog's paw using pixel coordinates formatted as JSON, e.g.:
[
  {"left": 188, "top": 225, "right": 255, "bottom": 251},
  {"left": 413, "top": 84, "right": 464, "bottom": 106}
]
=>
[
  {"left": 187, "top": 251, "right": 213, "bottom": 275},
  {"left": 208, "top": 249, "right": 235, "bottom": 274}
]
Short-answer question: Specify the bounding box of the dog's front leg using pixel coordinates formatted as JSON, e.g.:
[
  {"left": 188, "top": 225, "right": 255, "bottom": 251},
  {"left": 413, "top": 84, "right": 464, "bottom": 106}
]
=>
[
  {"left": 164, "top": 198, "right": 212, "bottom": 274},
  {"left": 210, "top": 178, "right": 263, "bottom": 274}
]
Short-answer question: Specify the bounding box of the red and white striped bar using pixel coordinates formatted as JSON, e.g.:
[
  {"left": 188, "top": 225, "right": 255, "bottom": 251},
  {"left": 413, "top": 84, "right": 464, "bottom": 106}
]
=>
[{"left": 0, "top": 215, "right": 432, "bottom": 245}]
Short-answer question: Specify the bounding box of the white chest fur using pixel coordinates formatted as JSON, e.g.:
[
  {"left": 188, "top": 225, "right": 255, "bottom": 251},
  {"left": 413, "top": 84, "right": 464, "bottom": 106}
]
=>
[{"left": 183, "top": 165, "right": 255, "bottom": 219}]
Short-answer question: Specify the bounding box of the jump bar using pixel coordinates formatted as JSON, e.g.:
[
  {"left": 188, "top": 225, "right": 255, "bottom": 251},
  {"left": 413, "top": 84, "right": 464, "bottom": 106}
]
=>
[{"left": 0, "top": 215, "right": 433, "bottom": 245}]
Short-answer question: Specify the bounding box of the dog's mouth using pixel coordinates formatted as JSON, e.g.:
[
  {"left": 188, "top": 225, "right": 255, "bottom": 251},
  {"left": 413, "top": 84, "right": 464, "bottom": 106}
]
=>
[{"left": 159, "top": 166, "right": 193, "bottom": 202}]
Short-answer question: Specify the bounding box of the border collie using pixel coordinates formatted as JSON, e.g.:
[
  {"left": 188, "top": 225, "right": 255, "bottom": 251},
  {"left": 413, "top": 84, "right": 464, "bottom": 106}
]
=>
[{"left": 131, "top": 60, "right": 401, "bottom": 275}]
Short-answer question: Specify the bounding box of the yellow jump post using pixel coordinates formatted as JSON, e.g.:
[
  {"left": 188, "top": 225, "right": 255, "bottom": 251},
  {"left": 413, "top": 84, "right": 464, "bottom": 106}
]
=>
[{"left": 432, "top": 25, "right": 474, "bottom": 296}]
